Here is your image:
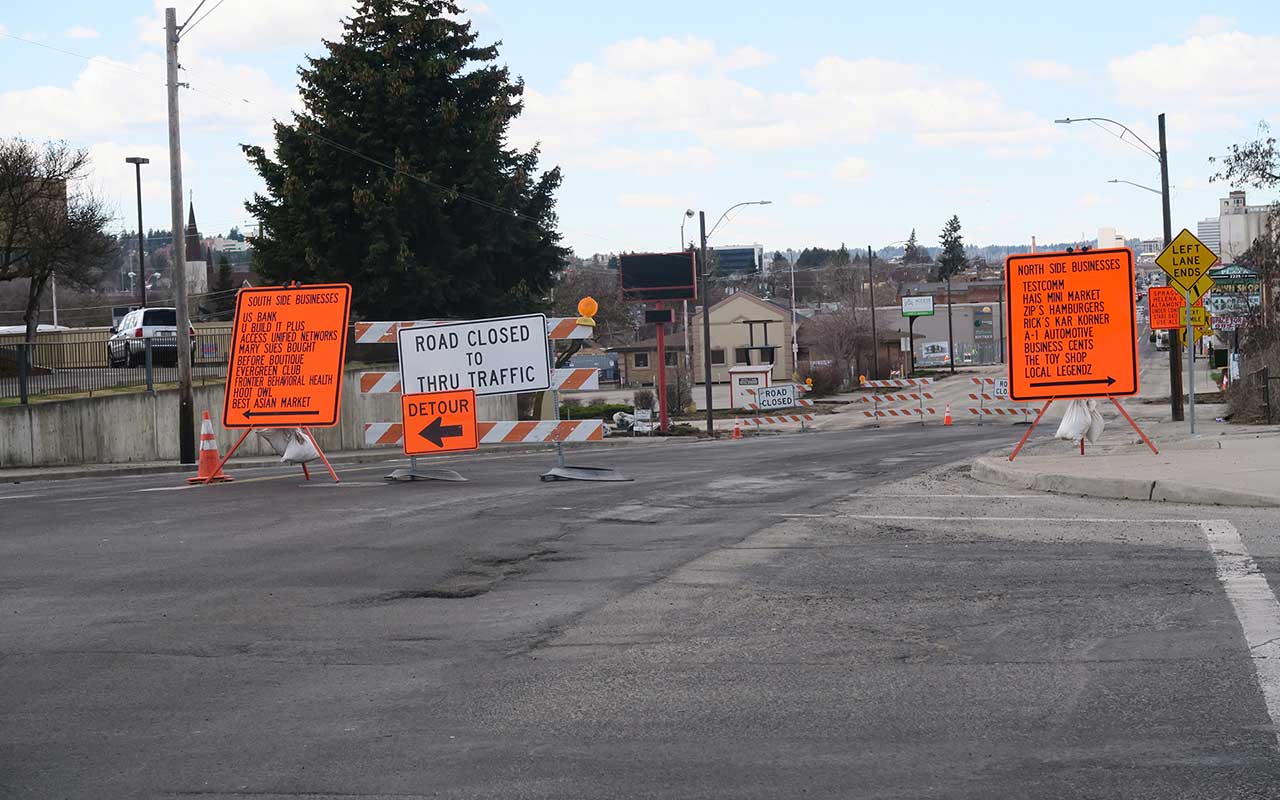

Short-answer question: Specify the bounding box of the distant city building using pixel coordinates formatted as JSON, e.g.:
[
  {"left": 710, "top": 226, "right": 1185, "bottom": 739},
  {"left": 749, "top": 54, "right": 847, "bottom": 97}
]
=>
[
  {"left": 1217, "top": 190, "right": 1273, "bottom": 263},
  {"left": 713, "top": 244, "right": 763, "bottom": 274},
  {"left": 209, "top": 237, "right": 251, "bottom": 255},
  {"left": 1097, "top": 227, "right": 1125, "bottom": 249},
  {"left": 1196, "top": 218, "right": 1221, "bottom": 257},
  {"left": 1139, "top": 238, "right": 1162, "bottom": 255}
]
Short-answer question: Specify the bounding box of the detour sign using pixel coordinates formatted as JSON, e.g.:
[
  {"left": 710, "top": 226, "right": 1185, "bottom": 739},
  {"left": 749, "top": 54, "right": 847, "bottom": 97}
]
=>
[
  {"left": 223, "top": 284, "right": 352, "bottom": 428},
  {"left": 1005, "top": 248, "right": 1138, "bottom": 401},
  {"left": 401, "top": 389, "right": 479, "bottom": 455}
]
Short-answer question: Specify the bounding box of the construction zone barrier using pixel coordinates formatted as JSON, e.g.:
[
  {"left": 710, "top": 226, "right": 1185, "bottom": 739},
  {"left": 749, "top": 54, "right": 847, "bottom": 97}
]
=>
[
  {"left": 365, "top": 419, "right": 605, "bottom": 448},
  {"left": 360, "top": 368, "right": 599, "bottom": 394},
  {"left": 860, "top": 378, "right": 933, "bottom": 389},
  {"left": 744, "top": 414, "right": 815, "bottom": 427},
  {"left": 354, "top": 317, "right": 592, "bottom": 344},
  {"left": 858, "top": 377, "right": 935, "bottom": 426},
  {"left": 188, "top": 410, "right": 232, "bottom": 484},
  {"left": 862, "top": 407, "right": 938, "bottom": 418},
  {"left": 963, "top": 379, "right": 1030, "bottom": 424}
]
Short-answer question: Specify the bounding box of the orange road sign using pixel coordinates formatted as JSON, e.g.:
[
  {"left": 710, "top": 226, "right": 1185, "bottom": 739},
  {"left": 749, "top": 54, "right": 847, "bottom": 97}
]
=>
[
  {"left": 1156, "top": 229, "right": 1218, "bottom": 294},
  {"left": 223, "top": 284, "right": 352, "bottom": 428},
  {"left": 1005, "top": 248, "right": 1139, "bottom": 401},
  {"left": 400, "top": 389, "right": 479, "bottom": 455},
  {"left": 1148, "top": 286, "right": 1201, "bottom": 331}
]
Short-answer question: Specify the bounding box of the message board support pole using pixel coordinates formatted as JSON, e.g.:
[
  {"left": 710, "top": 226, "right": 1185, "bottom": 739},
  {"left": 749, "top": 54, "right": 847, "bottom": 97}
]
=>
[
  {"left": 1008, "top": 400, "right": 1054, "bottom": 461},
  {"left": 1185, "top": 287, "right": 1196, "bottom": 434},
  {"left": 1108, "top": 396, "right": 1160, "bottom": 455},
  {"left": 301, "top": 428, "right": 340, "bottom": 483},
  {"left": 205, "top": 429, "right": 252, "bottom": 484},
  {"left": 540, "top": 336, "right": 631, "bottom": 483}
]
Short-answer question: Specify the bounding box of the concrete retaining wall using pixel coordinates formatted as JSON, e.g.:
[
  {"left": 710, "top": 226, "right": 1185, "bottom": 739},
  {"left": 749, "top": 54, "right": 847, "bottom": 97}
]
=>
[{"left": 0, "top": 370, "right": 516, "bottom": 467}]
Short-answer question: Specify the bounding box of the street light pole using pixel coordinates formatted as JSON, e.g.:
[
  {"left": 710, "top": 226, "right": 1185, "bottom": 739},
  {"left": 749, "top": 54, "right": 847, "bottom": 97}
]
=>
[
  {"left": 680, "top": 209, "right": 694, "bottom": 407},
  {"left": 125, "top": 157, "right": 150, "bottom": 308},
  {"left": 1056, "top": 113, "right": 1183, "bottom": 422},
  {"left": 699, "top": 211, "right": 714, "bottom": 435}
]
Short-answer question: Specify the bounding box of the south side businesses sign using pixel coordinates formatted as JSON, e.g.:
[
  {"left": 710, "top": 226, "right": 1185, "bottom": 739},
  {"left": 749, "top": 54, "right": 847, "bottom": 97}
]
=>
[
  {"left": 397, "top": 313, "right": 551, "bottom": 397},
  {"left": 1005, "top": 248, "right": 1138, "bottom": 401}
]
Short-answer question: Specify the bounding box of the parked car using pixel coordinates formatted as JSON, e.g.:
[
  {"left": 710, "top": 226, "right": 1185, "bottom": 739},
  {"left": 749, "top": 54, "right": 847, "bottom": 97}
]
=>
[{"left": 107, "top": 307, "right": 195, "bottom": 367}]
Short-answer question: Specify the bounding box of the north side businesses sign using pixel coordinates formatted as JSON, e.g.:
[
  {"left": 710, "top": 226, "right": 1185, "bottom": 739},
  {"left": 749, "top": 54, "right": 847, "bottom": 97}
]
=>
[{"left": 1005, "top": 248, "right": 1138, "bottom": 401}]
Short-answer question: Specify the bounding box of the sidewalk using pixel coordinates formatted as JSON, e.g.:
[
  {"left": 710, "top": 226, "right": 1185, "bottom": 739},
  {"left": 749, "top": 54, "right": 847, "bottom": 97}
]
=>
[{"left": 972, "top": 405, "right": 1280, "bottom": 507}]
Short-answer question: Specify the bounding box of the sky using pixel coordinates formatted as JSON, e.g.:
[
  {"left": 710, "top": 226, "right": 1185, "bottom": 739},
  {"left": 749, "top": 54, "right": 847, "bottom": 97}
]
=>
[{"left": 1, "top": 1, "right": 1278, "bottom": 258}]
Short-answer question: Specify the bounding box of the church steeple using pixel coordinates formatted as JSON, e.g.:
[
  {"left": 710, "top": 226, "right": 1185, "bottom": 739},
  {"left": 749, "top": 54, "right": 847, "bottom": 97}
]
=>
[{"left": 184, "top": 197, "right": 202, "bottom": 263}]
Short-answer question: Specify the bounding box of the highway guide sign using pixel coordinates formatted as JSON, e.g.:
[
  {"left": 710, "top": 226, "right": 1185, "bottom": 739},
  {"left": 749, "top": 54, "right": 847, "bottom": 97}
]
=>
[
  {"left": 1156, "top": 229, "right": 1218, "bottom": 294},
  {"left": 397, "top": 313, "right": 551, "bottom": 397},
  {"left": 901, "top": 296, "right": 935, "bottom": 317},
  {"left": 400, "top": 389, "right": 479, "bottom": 455},
  {"left": 755, "top": 384, "right": 797, "bottom": 411},
  {"left": 224, "top": 283, "right": 352, "bottom": 428},
  {"left": 1004, "top": 248, "right": 1139, "bottom": 401}
]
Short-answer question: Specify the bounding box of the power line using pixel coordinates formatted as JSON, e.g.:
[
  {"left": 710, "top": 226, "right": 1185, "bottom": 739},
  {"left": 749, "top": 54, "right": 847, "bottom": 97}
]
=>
[
  {"left": 180, "top": 0, "right": 228, "bottom": 39},
  {"left": 0, "top": 31, "right": 149, "bottom": 78},
  {"left": 177, "top": 0, "right": 210, "bottom": 32}
]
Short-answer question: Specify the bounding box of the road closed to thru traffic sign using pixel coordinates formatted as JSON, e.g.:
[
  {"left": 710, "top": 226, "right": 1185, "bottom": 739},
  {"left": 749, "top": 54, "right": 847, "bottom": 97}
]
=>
[
  {"left": 398, "top": 314, "right": 551, "bottom": 397},
  {"left": 1005, "top": 248, "right": 1138, "bottom": 401},
  {"left": 224, "top": 283, "right": 352, "bottom": 428}
]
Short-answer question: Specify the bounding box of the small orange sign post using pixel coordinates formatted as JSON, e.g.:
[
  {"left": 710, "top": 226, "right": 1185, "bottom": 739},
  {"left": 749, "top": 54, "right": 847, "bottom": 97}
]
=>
[
  {"left": 400, "top": 390, "right": 479, "bottom": 455},
  {"left": 1148, "top": 285, "right": 1201, "bottom": 331},
  {"left": 1005, "top": 248, "right": 1139, "bottom": 401},
  {"left": 223, "top": 284, "right": 352, "bottom": 428}
]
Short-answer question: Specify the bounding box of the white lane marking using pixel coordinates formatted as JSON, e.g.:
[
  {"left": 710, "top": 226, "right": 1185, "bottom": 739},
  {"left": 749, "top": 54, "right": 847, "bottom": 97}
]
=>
[
  {"left": 1201, "top": 519, "right": 1280, "bottom": 745},
  {"left": 784, "top": 514, "right": 1205, "bottom": 523},
  {"left": 136, "top": 486, "right": 191, "bottom": 492},
  {"left": 0, "top": 493, "right": 42, "bottom": 501},
  {"left": 851, "top": 494, "right": 1036, "bottom": 499}
]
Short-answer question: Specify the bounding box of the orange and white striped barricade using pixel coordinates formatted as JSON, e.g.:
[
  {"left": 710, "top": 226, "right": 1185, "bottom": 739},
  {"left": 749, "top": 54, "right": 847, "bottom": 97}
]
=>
[
  {"left": 741, "top": 385, "right": 815, "bottom": 431},
  {"left": 365, "top": 312, "right": 625, "bottom": 482},
  {"left": 966, "top": 377, "right": 1028, "bottom": 425},
  {"left": 858, "top": 378, "right": 935, "bottom": 427}
]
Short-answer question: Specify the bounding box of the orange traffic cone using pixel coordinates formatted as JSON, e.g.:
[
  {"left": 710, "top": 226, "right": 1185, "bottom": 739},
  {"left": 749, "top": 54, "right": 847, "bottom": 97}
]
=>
[
  {"left": 187, "top": 410, "right": 233, "bottom": 484},
  {"left": 732, "top": 417, "right": 743, "bottom": 440},
  {"left": 1222, "top": 373, "right": 1229, "bottom": 392},
  {"left": 943, "top": 402, "right": 953, "bottom": 426}
]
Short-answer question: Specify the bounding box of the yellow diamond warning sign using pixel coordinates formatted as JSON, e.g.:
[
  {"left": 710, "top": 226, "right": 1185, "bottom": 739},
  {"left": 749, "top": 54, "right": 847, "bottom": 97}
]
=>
[{"left": 1156, "top": 229, "right": 1218, "bottom": 295}]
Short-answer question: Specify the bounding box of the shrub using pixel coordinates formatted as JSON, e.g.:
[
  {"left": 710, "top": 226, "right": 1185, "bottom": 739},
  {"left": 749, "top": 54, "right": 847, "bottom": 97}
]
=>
[
  {"left": 633, "top": 388, "right": 655, "bottom": 409},
  {"left": 805, "top": 363, "right": 845, "bottom": 396}
]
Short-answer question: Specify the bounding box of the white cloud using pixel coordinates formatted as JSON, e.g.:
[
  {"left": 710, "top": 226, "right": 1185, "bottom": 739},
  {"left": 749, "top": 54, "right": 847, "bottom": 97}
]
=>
[
  {"left": 1076, "top": 193, "right": 1115, "bottom": 208},
  {"left": 1109, "top": 32, "right": 1280, "bottom": 114},
  {"left": 603, "top": 36, "right": 717, "bottom": 73},
  {"left": 517, "top": 52, "right": 1042, "bottom": 158},
  {"left": 831, "top": 156, "right": 868, "bottom": 181},
  {"left": 1017, "top": 59, "right": 1080, "bottom": 82},
  {"left": 616, "top": 193, "right": 691, "bottom": 209},
  {"left": 64, "top": 26, "right": 101, "bottom": 40},
  {"left": 721, "top": 46, "right": 776, "bottom": 71},
  {"left": 1185, "top": 15, "right": 1234, "bottom": 37},
  {"left": 789, "top": 192, "right": 826, "bottom": 207},
  {"left": 135, "top": 0, "right": 358, "bottom": 52},
  {"left": 784, "top": 168, "right": 814, "bottom": 179},
  {"left": 575, "top": 146, "right": 717, "bottom": 177}
]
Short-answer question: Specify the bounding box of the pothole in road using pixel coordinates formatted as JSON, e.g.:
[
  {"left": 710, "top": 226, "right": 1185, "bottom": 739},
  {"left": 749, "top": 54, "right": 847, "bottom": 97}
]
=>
[{"left": 357, "top": 547, "right": 561, "bottom": 604}]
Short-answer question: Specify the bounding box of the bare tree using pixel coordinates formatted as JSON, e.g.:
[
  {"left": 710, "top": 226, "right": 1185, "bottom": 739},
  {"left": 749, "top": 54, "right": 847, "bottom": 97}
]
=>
[
  {"left": 551, "top": 265, "right": 638, "bottom": 346},
  {"left": 0, "top": 139, "right": 116, "bottom": 341},
  {"left": 808, "top": 307, "right": 875, "bottom": 385}
]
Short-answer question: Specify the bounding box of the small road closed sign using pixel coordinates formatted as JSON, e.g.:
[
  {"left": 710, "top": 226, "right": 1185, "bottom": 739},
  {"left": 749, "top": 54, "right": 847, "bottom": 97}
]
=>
[
  {"left": 1005, "top": 248, "right": 1138, "bottom": 401},
  {"left": 400, "top": 389, "right": 479, "bottom": 455},
  {"left": 755, "top": 384, "right": 797, "bottom": 410},
  {"left": 397, "top": 313, "right": 551, "bottom": 397},
  {"left": 223, "top": 283, "right": 352, "bottom": 428}
]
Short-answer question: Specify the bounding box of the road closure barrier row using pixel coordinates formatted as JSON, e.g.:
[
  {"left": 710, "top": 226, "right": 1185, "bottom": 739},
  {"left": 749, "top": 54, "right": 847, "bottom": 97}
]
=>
[
  {"left": 858, "top": 377, "right": 935, "bottom": 425},
  {"left": 354, "top": 317, "right": 592, "bottom": 344},
  {"left": 365, "top": 419, "right": 605, "bottom": 447},
  {"left": 360, "top": 368, "right": 599, "bottom": 394}
]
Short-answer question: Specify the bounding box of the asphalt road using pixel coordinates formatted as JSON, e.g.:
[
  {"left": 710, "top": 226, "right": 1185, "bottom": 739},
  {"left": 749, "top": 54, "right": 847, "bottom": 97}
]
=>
[{"left": 4, "top": 424, "right": 1280, "bottom": 798}]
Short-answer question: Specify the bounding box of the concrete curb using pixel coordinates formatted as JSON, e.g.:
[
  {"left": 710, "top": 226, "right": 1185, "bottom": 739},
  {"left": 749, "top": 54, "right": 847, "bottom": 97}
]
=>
[
  {"left": 971, "top": 456, "right": 1280, "bottom": 508},
  {"left": 0, "top": 435, "right": 677, "bottom": 485}
]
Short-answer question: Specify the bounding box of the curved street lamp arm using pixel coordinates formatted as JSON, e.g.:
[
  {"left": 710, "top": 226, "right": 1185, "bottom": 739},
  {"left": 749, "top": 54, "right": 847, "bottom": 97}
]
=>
[
  {"left": 708, "top": 200, "right": 771, "bottom": 240},
  {"left": 1055, "top": 116, "right": 1161, "bottom": 160},
  {"left": 1108, "top": 178, "right": 1162, "bottom": 196}
]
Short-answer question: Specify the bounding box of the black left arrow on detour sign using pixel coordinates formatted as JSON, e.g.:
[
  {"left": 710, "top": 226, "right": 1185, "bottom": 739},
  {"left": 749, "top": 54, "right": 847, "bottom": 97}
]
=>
[
  {"left": 245, "top": 409, "right": 322, "bottom": 418},
  {"left": 419, "top": 416, "right": 465, "bottom": 448}
]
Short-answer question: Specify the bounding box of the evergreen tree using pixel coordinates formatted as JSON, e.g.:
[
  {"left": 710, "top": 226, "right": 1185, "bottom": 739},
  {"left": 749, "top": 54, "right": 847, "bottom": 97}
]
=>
[
  {"left": 243, "top": 0, "right": 566, "bottom": 320},
  {"left": 903, "top": 229, "right": 922, "bottom": 263},
  {"left": 212, "top": 252, "right": 236, "bottom": 316},
  {"left": 834, "top": 242, "right": 851, "bottom": 266},
  {"left": 937, "top": 215, "right": 966, "bottom": 281}
]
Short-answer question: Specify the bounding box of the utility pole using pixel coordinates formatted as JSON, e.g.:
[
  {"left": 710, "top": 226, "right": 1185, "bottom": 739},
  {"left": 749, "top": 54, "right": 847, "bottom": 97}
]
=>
[
  {"left": 126, "top": 157, "right": 149, "bottom": 308},
  {"left": 1159, "top": 113, "right": 1184, "bottom": 422},
  {"left": 868, "top": 245, "right": 878, "bottom": 379},
  {"left": 946, "top": 276, "right": 956, "bottom": 374},
  {"left": 166, "top": 7, "right": 196, "bottom": 465},
  {"left": 699, "top": 211, "right": 714, "bottom": 436}
]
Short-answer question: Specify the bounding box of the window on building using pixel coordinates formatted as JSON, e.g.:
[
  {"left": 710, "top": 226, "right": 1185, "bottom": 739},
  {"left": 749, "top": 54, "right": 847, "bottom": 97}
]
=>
[
  {"left": 664, "top": 351, "right": 678, "bottom": 367},
  {"left": 734, "top": 347, "right": 751, "bottom": 364},
  {"left": 710, "top": 349, "right": 726, "bottom": 366},
  {"left": 634, "top": 352, "right": 649, "bottom": 368}
]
